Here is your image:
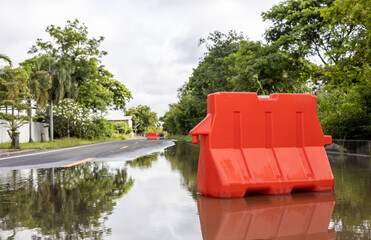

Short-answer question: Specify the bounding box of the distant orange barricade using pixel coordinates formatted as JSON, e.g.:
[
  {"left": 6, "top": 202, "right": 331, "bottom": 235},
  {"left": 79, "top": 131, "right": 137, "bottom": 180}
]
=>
[
  {"left": 147, "top": 132, "right": 158, "bottom": 140},
  {"left": 190, "top": 92, "right": 334, "bottom": 198}
]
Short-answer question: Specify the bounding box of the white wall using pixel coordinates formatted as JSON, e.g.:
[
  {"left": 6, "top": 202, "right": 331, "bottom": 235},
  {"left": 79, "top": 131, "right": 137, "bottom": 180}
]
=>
[{"left": 0, "top": 120, "right": 49, "bottom": 143}]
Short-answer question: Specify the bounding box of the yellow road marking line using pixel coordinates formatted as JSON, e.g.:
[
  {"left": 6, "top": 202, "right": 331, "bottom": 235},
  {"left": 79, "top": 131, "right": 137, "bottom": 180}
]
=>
[
  {"left": 62, "top": 158, "right": 95, "bottom": 168},
  {"left": 121, "top": 146, "right": 128, "bottom": 149},
  {"left": 135, "top": 142, "right": 139, "bottom": 144},
  {"left": 110, "top": 150, "right": 115, "bottom": 152}
]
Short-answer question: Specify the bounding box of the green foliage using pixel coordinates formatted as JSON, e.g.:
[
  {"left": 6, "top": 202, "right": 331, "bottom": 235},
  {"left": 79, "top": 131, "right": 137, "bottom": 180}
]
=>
[
  {"left": 262, "top": 0, "right": 370, "bottom": 139},
  {"left": 163, "top": 94, "right": 202, "bottom": 135},
  {"left": 21, "top": 55, "right": 77, "bottom": 104},
  {"left": 262, "top": 0, "right": 335, "bottom": 64},
  {"left": 164, "top": 1, "right": 370, "bottom": 139},
  {"left": 115, "top": 122, "right": 131, "bottom": 134},
  {"left": 163, "top": 31, "right": 245, "bottom": 134},
  {"left": 77, "top": 61, "right": 132, "bottom": 112},
  {"left": 163, "top": 31, "right": 312, "bottom": 135},
  {"left": 36, "top": 99, "right": 117, "bottom": 139},
  {"left": 28, "top": 19, "right": 132, "bottom": 113},
  {"left": 21, "top": 56, "right": 52, "bottom": 108},
  {"left": 126, "top": 153, "right": 159, "bottom": 169},
  {"left": 0, "top": 137, "right": 126, "bottom": 149},
  {"left": 127, "top": 105, "right": 158, "bottom": 134},
  {"left": 23, "top": 19, "right": 132, "bottom": 140},
  {"left": 0, "top": 66, "right": 30, "bottom": 147},
  {"left": 0, "top": 163, "right": 134, "bottom": 238},
  {"left": 226, "top": 40, "right": 311, "bottom": 93},
  {"left": 165, "top": 134, "right": 193, "bottom": 142},
  {"left": 29, "top": 19, "right": 107, "bottom": 62},
  {"left": 164, "top": 141, "right": 200, "bottom": 199},
  {"left": 0, "top": 53, "right": 12, "bottom": 67},
  {"left": 318, "top": 86, "right": 370, "bottom": 139},
  {"left": 186, "top": 31, "right": 243, "bottom": 99},
  {"left": 92, "top": 119, "right": 116, "bottom": 138}
]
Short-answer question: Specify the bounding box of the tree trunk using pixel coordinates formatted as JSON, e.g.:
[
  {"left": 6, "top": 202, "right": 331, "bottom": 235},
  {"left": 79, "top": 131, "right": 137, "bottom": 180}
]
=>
[
  {"left": 11, "top": 104, "right": 14, "bottom": 127},
  {"left": 12, "top": 132, "right": 19, "bottom": 149},
  {"left": 49, "top": 99, "right": 54, "bottom": 141},
  {"left": 67, "top": 117, "right": 70, "bottom": 138},
  {"left": 29, "top": 100, "right": 33, "bottom": 142}
]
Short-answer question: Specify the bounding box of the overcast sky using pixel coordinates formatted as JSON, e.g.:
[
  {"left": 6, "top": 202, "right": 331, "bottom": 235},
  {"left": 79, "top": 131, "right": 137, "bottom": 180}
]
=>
[{"left": 0, "top": 0, "right": 280, "bottom": 117}]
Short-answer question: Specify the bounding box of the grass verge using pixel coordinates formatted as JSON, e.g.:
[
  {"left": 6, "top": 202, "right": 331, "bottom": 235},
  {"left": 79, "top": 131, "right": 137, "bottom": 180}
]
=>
[
  {"left": 0, "top": 135, "right": 131, "bottom": 150},
  {"left": 165, "top": 134, "right": 192, "bottom": 142}
]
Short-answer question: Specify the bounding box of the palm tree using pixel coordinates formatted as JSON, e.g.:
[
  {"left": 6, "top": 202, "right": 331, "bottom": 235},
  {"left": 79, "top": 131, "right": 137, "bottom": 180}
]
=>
[
  {"left": 39, "top": 56, "right": 77, "bottom": 141},
  {"left": 21, "top": 56, "right": 52, "bottom": 142},
  {"left": 0, "top": 53, "right": 12, "bottom": 67},
  {"left": 1, "top": 53, "right": 12, "bottom": 114}
]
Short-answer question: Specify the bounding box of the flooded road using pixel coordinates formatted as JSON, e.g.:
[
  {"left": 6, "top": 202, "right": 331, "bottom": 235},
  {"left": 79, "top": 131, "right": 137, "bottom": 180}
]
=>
[{"left": 0, "top": 141, "right": 370, "bottom": 239}]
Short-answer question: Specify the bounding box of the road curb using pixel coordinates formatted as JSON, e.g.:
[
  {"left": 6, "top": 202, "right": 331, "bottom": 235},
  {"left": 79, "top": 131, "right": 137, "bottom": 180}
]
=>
[{"left": 0, "top": 148, "right": 48, "bottom": 158}]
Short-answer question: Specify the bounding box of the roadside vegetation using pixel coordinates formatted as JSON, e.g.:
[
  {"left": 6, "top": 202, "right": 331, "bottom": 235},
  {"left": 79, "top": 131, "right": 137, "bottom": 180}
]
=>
[
  {"left": 0, "top": 136, "right": 131, "bottom": 150},
  {"left": 127, "top": 105, "right": 159, "bottom": 136},
  {"left": 165, "top": 134, "right": 192, "bottom": 142},
  {"left": 0, "top": 20, "right": 159, "bottom": 149},
  {"left": 162, "top": 0, "right": 370, "bottom": 140}
]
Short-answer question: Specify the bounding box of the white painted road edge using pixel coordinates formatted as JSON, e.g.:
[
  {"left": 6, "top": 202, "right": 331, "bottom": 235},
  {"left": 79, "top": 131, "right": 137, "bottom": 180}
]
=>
[{"left": 0, "top": 140, "right": 133, "bottom": 161}]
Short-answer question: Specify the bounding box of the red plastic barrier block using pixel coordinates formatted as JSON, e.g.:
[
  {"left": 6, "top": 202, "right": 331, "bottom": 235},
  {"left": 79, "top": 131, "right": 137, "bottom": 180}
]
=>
[
  {"left": 198, "top": 192, "right": 336, "bottom": 240},
  {"left": 147, "top": 132, "right": 158, "bottom": 140},
  {"left": 190, "top": 92, "right": 334, "bottom": 198}
]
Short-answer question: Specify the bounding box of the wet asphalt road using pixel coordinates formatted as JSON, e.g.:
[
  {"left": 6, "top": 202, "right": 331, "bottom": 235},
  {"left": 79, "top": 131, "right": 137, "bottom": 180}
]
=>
[{"left": 0, "top": 138, "right": 174, "bottom": 169}]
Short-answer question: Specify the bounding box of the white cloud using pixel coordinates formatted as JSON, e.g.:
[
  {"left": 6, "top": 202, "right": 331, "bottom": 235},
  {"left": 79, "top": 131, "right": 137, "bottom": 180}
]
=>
[{"left": 0, "top": 0, "right": 280, "bottom": 117}]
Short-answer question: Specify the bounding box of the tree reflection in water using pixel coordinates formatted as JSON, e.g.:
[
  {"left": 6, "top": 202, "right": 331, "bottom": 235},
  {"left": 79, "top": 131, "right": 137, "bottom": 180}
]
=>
[
  {"left": 0, "top": 162, "right": 134, "bottom": 239},
  {"left": 328, "top": 153, "right": 371, "bottom": 239},
  {"left": 164, "top": 141, "right": 200, "bottom": 199},
  {"left": 125, "top": 152, "right": 160, "bottom": 169}
]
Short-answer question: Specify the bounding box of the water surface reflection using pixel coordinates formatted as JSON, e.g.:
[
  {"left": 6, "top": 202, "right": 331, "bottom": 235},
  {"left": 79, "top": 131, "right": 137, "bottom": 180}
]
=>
[
  {"left": 0, "top": 163, "right": 133, "bottom": 239},
  {"left": 0, "top": 141, "right": 369, "bottom": 239},
  {"left": 166, "top": 141, "right": 370, "bottom": 239},
  {"left": 198, "top": 192, "right": 335, "bottom": 240}
]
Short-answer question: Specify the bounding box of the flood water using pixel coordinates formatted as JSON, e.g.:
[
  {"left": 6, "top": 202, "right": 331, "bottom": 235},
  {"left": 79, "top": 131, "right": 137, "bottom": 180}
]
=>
[{"left": 0, "top": 141, "right": 370, "bottom": 239}]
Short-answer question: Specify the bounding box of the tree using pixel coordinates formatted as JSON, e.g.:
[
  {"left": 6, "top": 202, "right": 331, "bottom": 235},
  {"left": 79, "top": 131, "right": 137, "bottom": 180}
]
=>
[
  {"left": 163, "top": 94, "right": 201, "bottom": 135},
  {"left": 77, "top": 60, "right": 132, "bottom": 113},
  {"left": 186, "top": 31, "right": 244, "bottom": 101},
  {"left": 263, "top": 0, "right": 370, "bottom": 139},
  {"left": 115, "top": 122, "right": 131, "bottom": 134},
  {"left": 20, "top": 56, "right": 52, "bottom": 142},
  {"left": 317, "top": 87, "right": 369, "bottom": 139},
  {"left": 28, "top": 20, "right": 132, "bottom": 139},
  {"left": 262, "top": 0, "right": 369, "bottom": 83},
  {"left": 127, "top": 105, "right": 158, "bottom": 134},
  {"left": 163, "top": 31, "right": 311, "bottom": 135},
  {"left": 226, "top": 40, "right": 311, "bottom": 94},
  {"left": 42, "top": 56, "right": 76, "bottom": 141},
  {"left": 262, "top": 0, "right": 336, "bottom": 65},
  {"left": 0, "top": 67, "right": 30, "bottom": 148},
  {"left": 0, "top": 53, "right": 12, "bottom": 67}
]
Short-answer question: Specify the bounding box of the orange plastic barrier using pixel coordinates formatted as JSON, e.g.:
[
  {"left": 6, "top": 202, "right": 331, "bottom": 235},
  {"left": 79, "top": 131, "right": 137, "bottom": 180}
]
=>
[
  {"left": 197, "top": 192, "right": 336, "bottom": 240},
  {"left": 190, "top": 92, "right": 334, "bottom": 198},
  {"left": 147, "top": 132, "right": 158, "bottom": 140}
]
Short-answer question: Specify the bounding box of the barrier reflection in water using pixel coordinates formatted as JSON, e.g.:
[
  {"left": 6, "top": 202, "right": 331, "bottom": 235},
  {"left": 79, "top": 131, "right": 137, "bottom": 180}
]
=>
[{"left": 197, "top": 192, "right": 335, "bottom": 240}]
